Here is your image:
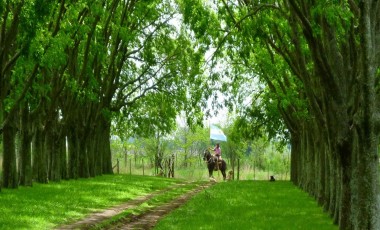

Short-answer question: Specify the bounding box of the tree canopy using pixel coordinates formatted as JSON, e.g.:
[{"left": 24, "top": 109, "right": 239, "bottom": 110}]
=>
[
  {"left": 0, "top": 0, "right": 209, "bottom": 187},
  {"left": 177, "top": 0, "right": 380, "bottom": 229}
]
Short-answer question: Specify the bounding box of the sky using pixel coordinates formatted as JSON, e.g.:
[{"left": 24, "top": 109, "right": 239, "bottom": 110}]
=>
[{"left": 206, "top": 94, "right": 228, "bottom": 126}]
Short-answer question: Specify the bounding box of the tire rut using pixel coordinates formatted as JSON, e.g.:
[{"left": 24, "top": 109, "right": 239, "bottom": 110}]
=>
[
  {"left": 106, "top": 182, "right": 214, "bottom": 230},
  {"left": 55, "top": 181, "right": 206, "bottom": 230}
]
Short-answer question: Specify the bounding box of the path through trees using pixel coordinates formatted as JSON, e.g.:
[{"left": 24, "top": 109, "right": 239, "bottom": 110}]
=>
[
  {"left": 55, "top": 181, "right": 212, "bottom": 230},
  {"left": 1, "top": 1, "right": 379, "bottom": 230}
]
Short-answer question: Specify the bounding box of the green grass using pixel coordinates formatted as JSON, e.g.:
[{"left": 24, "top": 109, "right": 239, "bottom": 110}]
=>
[
  {"left": 117, "top": 163, "right": 289, "bottom": 181},
  {"left": 0, "top": 174, "right": 181, "bottom": 230},
  {"left": 0, "top": 175, "right": 337, "bottom": 230},
  {"left": 93, "top": 181, "right": 206, "bottom": 229},
  {"left": 154, "top": 181, "right": 338, "bottom": 230}
]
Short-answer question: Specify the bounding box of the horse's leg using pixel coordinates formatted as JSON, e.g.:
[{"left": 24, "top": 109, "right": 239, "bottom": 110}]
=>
[
  {"left": 208, "top": 165, "right": 213, "bottom": 178},
  {"left": 221, "top": 169, "right": 226, "bottom": 180},
  {"left": 209, "top": 168, "right": 214, "bottom": 178},
  {"left": 221, "top": 162, "right": 227, "bottom": 180}
]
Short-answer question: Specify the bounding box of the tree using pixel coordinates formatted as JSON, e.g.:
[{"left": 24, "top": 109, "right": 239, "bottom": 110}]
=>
[
  {"left": 179, "top": 1, "right": 380, "bottom": 229},
  {"left": 0, "top": 0, "right": 209, "bottom": 190},
  {"left": 0, "top": 0, "right": 55, "bottom": 188},
  {"left": 174, "top": 123, "right": 209, "bottom": 167}
]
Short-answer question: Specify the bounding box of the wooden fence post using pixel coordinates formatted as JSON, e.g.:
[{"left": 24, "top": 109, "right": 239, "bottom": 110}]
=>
[
  {"left": 142, "top": 159, "right": 144, "bottom": 176},
  {"left": 171, "top": 154, "right": 175, "bottom": 178},
  {"left": 129, "top": 159, "right": 132, "bottom": 175},
  {"left": 237, "top": 158, "right": 240, "bottom": 181}
]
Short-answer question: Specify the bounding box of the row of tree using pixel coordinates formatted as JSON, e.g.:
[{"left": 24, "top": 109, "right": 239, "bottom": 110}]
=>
[
  {"left": 0, "top": 1, "right": 208, "bottom": 190},
  {"left": 178, "top": 1, "right": 380, "bottom": 229}
]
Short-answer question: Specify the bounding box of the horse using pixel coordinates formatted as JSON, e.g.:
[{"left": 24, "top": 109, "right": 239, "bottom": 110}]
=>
[{"left": 203, "top": 149, "right": 227, "bottom": 181}]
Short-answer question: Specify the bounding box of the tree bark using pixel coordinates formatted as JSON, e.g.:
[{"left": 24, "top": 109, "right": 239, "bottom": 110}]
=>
[
  {"left": 98, "top": 119, "right": 112, "bottom": 174},
  {"left": 290, "top": 133, "right": 300, "bottom": 185},
  {"left": 87, "top": 132, "right": 96, "bottom": 177},
  {"left": 78, "top": 132, "right": 90, "bottom": 178},
  {"left": 352, "top": 126, "right": 380, "bottom": 229},
  {"left": 60, "top": 135, "right": 68, "bottom": 180},
  {"left": 47, "top": 127, "right": 61, "bottom": 182},
  {"left": 68, "top": 126, "right": 79, "bottom": 179},
  {"left": 2, "top": 122, "right": 18, "bottom": 188},
  {"left": 93, "top": 125, "right": 103, "bottom": 176},
  {"left": 33, "top": 127, "right": 48, "bottom": 183},
  {"left": 18, "top": 104, "right": 32, "bottom": 186},
  {"left": 337, "top": 142, "right": 353, "bottom": 229}
]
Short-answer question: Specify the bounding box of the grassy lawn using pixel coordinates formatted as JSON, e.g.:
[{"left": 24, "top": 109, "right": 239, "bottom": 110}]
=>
[
  {"left": 155, "top": 181, "right": 337, "bottom": 230},
  {"left": 0, "top": 174, "right": 181, "bottom": 230},
  {"left": 93, "top": 181, "right": 206, "bottom": 229},
  {"left": 0, "top": 175, "right": 337, "bottom": 230}
]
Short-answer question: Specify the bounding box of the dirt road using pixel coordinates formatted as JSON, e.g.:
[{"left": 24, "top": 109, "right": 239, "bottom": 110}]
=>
[{"left": 56, "top": 181, "right": 213, "bottom": 230}]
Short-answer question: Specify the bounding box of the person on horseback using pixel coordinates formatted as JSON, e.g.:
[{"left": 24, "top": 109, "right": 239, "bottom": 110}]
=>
[
  {"left": 203, "top": 147, "right": 227, "bottom": 180},
  {"left": 213, "top": 143, "right": 221, "bottom": 170}
]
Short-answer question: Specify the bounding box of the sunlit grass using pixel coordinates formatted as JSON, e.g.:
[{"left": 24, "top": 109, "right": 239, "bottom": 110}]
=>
[
  {"left": 93, "top": 181, "right": 206, "bottom": 229},
  {"left": 155, "top": 181, "right": 337, "bottom": 230},
  {"left": 0, "top": 174, "right": 181, "bottom": 230},
  {"left": 0, "top": 173, "right": 337, "bottom": 229}
]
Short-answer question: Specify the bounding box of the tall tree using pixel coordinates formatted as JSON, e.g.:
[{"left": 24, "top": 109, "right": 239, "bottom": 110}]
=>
[
  {"left": 179, "top": 0, "right": 380, "bottom": 229},
  {"left": 1, "top": 0, "right": 209, "bottom": 188},
  {"left": 0, "top": 0, "right": 54, "bottom": 188}
]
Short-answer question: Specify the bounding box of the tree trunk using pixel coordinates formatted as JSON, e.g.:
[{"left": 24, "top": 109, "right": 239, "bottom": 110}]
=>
[
  {"left": 337, "top": 142, "right": 353, "bottom": 229},
  {"left": 290, "top": 133, "right": 300, "bottom": 184},
  {"left": 332, "top": 156, "right": 341, "bottom": 225},
  {"left": 87, "top": 133, "right": 96, "bottom": 177},
  {"left": 48, "top": 128, "right": 61, "bottom": 182},
  {"left": 68, "top": 127, "right": 79, "bottom": 179},
  {"left": 323, "top": 142, "right": 330, "bottom": 212},
  {"left": 352, "top": 127, "right": 380, "bottom": 229},
  {"left": 2, "top": 122, "right": 18, "bottom": 188},
  {"left": 98, "top": 120, "right": 112, "bottom": 174},
  {"left": 18, "top": 105, "right": 32, "bottom": 186},
  {"left": 33, "top": 127, "right": 48, "bottom": 183},
  {"left": 78, "top": 133, "right": 90, "bottom": 178},
  {"left": 60, "top": 135, "right": 68, "bottom": 180},
  {"left": 94, "top": 125, "right": 103, "bottom": 176},
  {"left": 316, "top": 139, "right": 326, "bottom": 206}
]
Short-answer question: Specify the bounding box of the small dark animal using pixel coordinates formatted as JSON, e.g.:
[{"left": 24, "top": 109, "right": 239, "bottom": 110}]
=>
[
  {"left": 156, "top": 170, "right": 164, "bottom": 177},
  {"left": 226, "top": 170, "right": 234, "bottom": 181},
  {"left": 203, "top": 149, "right": 227, "bottom": 181},
  {"left": 270, "top": 175, "right": 276, "bottom": 182}
]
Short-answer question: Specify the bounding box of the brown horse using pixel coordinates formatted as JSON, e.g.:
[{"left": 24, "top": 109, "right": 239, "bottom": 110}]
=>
[{"left": 203, "top": 149, "right": 227, "bottom": 180}]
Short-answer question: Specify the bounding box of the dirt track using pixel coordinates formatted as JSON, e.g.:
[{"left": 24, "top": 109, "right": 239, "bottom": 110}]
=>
[{"left": 56, "top": 181, "right": 213, "bottom": 230}]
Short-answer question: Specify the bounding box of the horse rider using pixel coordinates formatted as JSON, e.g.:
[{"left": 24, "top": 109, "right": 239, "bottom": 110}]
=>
[{"left": 212, "top": 143, "right": 221, "bottom": 170}]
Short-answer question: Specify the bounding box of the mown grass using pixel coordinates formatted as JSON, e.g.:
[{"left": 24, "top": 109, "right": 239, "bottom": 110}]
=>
[
  {"left": 155, "top": 181, "right": 338, "bottom": 230},
  {"left": 0, "top": 174, "right": 181, "bottom": 230},
  {"left": 0, "top": 175, "right": 337, "bottom": 230}
]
